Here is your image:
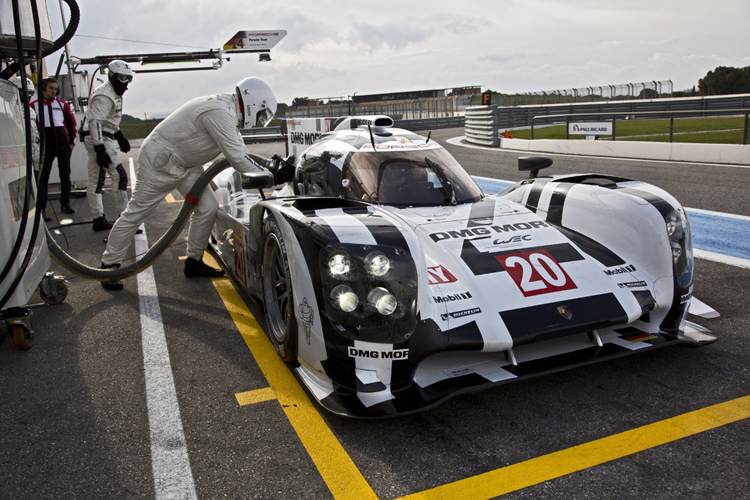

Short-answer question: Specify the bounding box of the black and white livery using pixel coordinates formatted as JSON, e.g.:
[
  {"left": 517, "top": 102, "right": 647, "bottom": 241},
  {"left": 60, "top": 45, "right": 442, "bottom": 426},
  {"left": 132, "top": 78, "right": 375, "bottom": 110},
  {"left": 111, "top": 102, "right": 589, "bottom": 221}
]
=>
[{"left": 210, "top": 115, "right": 718, "bottom": 417}]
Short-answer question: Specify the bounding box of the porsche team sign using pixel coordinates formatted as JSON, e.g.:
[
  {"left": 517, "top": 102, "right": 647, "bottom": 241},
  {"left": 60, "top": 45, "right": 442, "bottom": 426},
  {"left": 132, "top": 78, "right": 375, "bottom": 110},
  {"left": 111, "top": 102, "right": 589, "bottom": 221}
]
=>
[{"left": 223, "top": 30, "right": 288, "bottom": 52}]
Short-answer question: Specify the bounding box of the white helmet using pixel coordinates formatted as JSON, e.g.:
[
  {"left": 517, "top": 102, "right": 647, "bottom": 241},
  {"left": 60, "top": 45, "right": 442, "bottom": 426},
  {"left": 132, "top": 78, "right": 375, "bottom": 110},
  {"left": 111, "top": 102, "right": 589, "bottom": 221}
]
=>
[
  {"left": 108, "top": 59, "right": 134, "bottom": 95},
  {"left": 12, "top": 76, "right": 35, "bottom": 94},
  {"left": 236, "top": 77, "right": 276, "bottom": 129}
]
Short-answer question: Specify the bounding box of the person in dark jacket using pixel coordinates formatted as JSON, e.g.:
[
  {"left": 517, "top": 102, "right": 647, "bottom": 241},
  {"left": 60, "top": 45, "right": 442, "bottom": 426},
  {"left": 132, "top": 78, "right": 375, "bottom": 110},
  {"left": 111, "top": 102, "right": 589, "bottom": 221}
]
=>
[{"left": 30, "top": 77, "right": 77, "bottom": 220}]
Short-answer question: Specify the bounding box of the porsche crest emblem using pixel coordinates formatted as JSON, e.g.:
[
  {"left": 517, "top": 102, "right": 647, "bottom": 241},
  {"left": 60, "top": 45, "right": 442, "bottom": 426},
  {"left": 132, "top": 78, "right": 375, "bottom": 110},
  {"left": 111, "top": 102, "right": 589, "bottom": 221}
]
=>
[{"left": 557, "top": 305, "right": 573, "bottom": 320}]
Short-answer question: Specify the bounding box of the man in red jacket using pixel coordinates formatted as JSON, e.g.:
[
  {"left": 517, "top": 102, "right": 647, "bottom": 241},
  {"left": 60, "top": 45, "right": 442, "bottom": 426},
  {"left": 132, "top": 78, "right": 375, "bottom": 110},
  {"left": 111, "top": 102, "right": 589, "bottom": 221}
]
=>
[{"left": 30, "top": 77, "right": 77, "bottom": 220}]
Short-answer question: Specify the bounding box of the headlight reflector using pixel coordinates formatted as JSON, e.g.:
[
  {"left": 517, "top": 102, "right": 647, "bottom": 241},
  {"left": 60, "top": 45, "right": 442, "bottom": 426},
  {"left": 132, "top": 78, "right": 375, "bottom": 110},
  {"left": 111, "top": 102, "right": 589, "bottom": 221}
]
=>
[
  {"left": 330, "top": 285, "right": 358, "bottom": 312},
  {"left": 367, "top": 287, "right": 398, "bottom": 315},
  {"left": 364, "top": 252, "right": 390, "bottom": 276}
]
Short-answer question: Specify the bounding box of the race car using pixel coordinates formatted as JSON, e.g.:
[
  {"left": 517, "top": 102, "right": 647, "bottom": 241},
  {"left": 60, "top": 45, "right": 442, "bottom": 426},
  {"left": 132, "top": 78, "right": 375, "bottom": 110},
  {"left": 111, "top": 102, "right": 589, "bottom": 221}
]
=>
[{"left": 209, "top": 115, "right": 718, "bottom": 418}]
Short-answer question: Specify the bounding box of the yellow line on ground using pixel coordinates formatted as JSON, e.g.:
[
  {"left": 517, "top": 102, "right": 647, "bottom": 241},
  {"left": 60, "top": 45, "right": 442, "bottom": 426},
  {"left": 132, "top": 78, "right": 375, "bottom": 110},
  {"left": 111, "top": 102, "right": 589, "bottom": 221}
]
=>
[
  {"left": 397, "top": 394, "right": 750, "bottom": 500},
  {"left": 165, "top": 193, "right": 181, "bottom": 203},
  {"left": 209, "top": 273, "right": 378, "bottom": 500},
  {"left": 235, "top": 387, "right": 277, "bottom": 406}
]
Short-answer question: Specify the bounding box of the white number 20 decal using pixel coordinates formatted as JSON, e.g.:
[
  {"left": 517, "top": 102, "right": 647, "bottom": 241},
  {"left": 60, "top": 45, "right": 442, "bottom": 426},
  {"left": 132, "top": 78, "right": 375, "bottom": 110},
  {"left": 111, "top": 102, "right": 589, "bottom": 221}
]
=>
[{"left": 497, "top": 250, "right": 577, "bottom": 297}]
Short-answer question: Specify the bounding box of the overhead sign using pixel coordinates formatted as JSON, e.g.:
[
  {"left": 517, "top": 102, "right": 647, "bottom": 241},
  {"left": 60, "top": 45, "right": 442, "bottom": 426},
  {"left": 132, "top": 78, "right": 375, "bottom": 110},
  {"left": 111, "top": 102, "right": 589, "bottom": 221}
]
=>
[
  {"left": 223, "top": 30, "right": 287, "bottom": 52},
  {"left": 568, "top": 122, "right": 613, "bottom": 136},
  {"left": 286, "top": 118, "right": 333, "bottom": 157}
]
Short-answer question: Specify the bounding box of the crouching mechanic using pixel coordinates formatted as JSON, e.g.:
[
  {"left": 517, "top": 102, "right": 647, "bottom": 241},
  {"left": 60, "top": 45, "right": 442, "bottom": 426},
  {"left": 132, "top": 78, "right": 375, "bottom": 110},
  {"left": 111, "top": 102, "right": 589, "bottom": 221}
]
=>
[
  {"left": 99, "top": 77, "right": 294, "bottom": 290},
  {"left": 82, "top": 60, "right": 134, "bottom": 231}
]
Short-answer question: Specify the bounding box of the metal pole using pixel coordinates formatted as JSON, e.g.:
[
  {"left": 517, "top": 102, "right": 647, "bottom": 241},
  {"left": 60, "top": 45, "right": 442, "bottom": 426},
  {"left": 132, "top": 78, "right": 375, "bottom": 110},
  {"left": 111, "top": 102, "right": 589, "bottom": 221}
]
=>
[
  {"left": 612, "top": 115, "right": 616, "bottom": 141},
  {"left": 59, "top": 0, "right": 80, "bottom": 111},
  {"left": 670, "top": 114, "right": 674, "bottom": 143},
  {"left": 743, "top": 111, "right": 748, "bottom": 145}
]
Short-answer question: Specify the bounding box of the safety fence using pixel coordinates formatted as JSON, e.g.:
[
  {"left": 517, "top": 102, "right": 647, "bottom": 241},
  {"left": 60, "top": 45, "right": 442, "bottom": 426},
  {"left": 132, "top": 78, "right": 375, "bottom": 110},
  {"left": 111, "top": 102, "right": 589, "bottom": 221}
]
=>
[
  {"left": 530, "top": 109, "right": 750, "bottom": 144},
  {"left": 495, "top": 94, "right": 750, "bottom": 130},
  {"left": 285, "top": 95, "right": 473, "bottom": 120},
  {"left": 241, "top": 117, "right": 466, "bottom": 145},
  {"left": 464, "top": 94, "right": 750, "bottom": 147}
]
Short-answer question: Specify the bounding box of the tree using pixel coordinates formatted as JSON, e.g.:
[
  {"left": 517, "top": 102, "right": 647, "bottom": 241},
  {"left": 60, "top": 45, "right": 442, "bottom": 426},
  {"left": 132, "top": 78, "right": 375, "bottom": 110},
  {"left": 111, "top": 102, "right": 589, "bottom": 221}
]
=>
[
  {"left": 698, "top": 66, "right": 750, "bottom": 95},
  {"left": 292, "top": 97, "right": 310, "bottom": 107}
]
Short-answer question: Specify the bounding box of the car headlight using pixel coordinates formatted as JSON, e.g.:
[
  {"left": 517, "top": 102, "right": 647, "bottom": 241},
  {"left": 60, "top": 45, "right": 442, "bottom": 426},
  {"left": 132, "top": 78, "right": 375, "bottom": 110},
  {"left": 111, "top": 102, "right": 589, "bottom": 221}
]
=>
[
  {"left": 367, "top": 287, "right": 398, "bottom": 315},
  {"left": 364, "top": 252, "right": 390, "bottom": 276},
  {"left": 661, "top": 208, "right": 694, "bottom": 336},
  {"left": 320, "top": 244, "right": 417, "bottom": 343},
  {"left": 666, "top": 210, "right": 684, "bottom": 263},
  {"left": 666, "top": 209, "right": 692, "bottom": 281},
  {"left": 328, "top": 254, "right": 351, "bottom": 275},
  {"left": 330, "top": 284, "right": 359, "bottom": 312}
]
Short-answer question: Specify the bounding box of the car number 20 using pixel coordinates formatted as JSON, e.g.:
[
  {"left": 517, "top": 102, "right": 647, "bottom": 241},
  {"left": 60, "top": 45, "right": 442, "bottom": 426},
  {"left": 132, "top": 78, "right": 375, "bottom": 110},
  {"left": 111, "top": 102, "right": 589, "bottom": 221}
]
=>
[{"left": 496, "top": 250, "right": 577, "bottom": 297}]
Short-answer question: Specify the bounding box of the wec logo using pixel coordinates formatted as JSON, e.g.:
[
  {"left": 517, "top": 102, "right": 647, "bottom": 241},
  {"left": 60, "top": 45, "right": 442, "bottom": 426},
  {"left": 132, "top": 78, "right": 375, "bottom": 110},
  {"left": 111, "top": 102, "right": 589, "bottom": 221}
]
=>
[{"left": 494, "top": 234, "right": 531, "bottom": 246}]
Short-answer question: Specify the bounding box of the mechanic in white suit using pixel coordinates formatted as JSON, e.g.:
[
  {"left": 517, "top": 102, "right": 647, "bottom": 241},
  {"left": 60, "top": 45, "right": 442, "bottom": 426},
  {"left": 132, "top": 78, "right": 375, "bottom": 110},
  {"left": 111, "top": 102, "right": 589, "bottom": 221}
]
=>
[
  {"left": 99, "top": 77, "right": 278, "bottom": 290},
  {"left": 82, "top": 60, "right": 134, "bottom": 232}
]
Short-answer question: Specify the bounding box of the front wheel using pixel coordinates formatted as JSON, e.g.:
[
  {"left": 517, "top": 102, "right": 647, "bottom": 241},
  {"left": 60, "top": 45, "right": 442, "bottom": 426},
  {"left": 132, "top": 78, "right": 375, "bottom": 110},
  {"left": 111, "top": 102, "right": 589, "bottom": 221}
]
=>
[{"left": 262, "top": 216, "right": 298, "bottom": 362}]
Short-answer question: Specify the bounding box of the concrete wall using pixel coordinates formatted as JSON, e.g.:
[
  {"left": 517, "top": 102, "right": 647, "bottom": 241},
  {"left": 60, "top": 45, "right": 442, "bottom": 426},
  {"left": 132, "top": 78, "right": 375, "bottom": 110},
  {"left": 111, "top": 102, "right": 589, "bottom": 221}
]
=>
[{"left": 500, "top": 137, "right": 750, "bottom": 165}]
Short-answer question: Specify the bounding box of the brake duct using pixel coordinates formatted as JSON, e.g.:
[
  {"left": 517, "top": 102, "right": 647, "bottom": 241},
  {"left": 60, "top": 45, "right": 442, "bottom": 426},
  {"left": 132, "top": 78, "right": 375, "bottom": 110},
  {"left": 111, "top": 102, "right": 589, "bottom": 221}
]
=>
[{"left": 45, "top": 153, "right": 275, "bottom": 282}]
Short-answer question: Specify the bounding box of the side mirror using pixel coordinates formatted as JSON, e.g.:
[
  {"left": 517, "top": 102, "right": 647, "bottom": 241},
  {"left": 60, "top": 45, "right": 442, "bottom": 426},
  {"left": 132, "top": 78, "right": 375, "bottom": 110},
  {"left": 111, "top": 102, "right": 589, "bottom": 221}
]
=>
[{"left": 518, "top": 156, "right": 553, "bottom": 179}]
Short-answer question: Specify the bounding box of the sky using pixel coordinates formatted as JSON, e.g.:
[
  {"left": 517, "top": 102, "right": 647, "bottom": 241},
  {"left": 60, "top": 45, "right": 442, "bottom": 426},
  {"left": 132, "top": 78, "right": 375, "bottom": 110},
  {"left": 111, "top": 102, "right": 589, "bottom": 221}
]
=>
[{"left": 41, "top": 0, "right": 750, "bottom": 118}]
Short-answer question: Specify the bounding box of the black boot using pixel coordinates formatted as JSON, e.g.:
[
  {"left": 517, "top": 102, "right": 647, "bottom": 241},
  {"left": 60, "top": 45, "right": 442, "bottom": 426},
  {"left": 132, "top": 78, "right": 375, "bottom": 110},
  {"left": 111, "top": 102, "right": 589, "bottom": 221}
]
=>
[
  {"left": 101, "top": 262, "right": 124, "bottom": 290},
  {"left": 93, "top": 216, "right": 113, "bottom": 232},
  {"left": 184, "top": 257, "right": 225, "bottom": 278}
]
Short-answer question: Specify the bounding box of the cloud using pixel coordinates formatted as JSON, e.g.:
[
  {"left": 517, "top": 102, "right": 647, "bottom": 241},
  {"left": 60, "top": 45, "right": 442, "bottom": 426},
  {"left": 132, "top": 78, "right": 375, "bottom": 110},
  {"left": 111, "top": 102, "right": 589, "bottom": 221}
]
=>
[
  {"left": 344, "top": 22, "right": 430, "bottom": 52},
  {"left": 38, "top": 0, "right": 750, "bottom": 116}
]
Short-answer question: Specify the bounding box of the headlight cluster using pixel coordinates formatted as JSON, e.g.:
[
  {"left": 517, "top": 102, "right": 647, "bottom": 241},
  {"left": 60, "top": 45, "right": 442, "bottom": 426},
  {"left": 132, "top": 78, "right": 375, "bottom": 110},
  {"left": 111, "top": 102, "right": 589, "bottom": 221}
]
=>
[
  {"left": 320, "top": 245, "right": 417, "bottom": 343},
  {"left": 666, "top": 208, "right": 693, "bottom": 286}
]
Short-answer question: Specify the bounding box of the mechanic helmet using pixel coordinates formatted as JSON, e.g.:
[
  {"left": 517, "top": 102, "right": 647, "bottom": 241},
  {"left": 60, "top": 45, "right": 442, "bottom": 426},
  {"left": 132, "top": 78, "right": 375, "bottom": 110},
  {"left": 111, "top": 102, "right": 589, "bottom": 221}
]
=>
[
  {"left": 107, "top": 60, "right": 134, "bottom": 95},
  {"left": 235, "top": 77, "right": 276, "bottom": 129},
  {"left": 12, "top": 76, "right": 35, "bottom": 95}
]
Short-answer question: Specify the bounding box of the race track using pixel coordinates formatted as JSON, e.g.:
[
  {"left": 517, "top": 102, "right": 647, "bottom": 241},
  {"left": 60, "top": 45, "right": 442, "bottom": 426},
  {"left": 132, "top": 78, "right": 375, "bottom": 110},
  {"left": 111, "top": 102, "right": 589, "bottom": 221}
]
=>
[{"left": 1, "top": 129, "right": 747, "bottom": 499}]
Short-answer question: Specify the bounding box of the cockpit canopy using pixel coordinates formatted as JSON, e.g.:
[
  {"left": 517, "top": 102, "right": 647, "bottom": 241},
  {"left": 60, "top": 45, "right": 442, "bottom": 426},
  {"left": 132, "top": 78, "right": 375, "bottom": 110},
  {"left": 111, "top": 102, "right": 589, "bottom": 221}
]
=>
[{"left": 295, "top": 146, "right": 484, "bottom": 207}]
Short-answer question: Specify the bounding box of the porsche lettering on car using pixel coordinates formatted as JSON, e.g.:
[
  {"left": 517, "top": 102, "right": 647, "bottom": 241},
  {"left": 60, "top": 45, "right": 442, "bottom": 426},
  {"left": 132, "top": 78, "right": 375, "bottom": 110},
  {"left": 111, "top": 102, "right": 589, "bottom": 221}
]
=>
[{"left": 210, "top": 115, "right": 717, "bottom": 417}]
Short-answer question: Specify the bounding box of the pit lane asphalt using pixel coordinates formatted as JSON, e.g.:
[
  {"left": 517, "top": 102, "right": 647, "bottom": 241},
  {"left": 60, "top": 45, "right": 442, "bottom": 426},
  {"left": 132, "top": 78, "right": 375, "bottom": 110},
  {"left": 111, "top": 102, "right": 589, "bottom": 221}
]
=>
[{"left": 1, "top": 130, "right": 747, "bottom": 499}]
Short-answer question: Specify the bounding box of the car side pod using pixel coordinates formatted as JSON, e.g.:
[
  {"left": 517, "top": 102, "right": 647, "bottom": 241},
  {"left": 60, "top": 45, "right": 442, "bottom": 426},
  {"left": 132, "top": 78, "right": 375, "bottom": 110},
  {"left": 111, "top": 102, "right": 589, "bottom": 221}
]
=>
[{"left": 518, "top": 156, "right": 553, "bottom": 179}]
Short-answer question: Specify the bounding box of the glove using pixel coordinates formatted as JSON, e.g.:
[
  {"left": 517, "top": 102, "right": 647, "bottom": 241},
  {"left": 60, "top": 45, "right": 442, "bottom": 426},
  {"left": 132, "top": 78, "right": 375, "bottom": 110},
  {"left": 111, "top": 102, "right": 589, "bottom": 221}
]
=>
[
  {"left": 114, "top": 130, "right": 130, "bottom": 153},
  {"left": 94, "top": 144, "right": 111, "bottom": 168},
  {"left": 272, "top": 154, "right": 296, "bottom": 185}
]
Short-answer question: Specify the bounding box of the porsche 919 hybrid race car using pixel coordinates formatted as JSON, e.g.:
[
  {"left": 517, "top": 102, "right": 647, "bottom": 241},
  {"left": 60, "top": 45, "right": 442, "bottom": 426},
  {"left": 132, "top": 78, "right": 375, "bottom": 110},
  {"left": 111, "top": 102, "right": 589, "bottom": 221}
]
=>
[{"left": 209, "top": 115, "right": 717, "bottom": 418}]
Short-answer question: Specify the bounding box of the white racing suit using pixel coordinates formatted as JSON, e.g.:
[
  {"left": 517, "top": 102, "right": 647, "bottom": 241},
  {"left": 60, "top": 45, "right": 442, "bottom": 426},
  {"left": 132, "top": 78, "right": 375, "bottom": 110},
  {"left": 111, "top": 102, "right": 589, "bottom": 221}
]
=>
[
  {"left": 102, "top": 93, "right": 268, "bottom": 265},
  {"left": 83, "top": 81, "right": 128, "bottom": 218}
]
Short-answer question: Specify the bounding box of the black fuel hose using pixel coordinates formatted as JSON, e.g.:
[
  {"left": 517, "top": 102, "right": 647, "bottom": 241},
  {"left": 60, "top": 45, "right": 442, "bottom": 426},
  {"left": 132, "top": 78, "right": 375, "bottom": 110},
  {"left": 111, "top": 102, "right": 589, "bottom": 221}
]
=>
[
  {"left": 45, "top": 153, "right": 275, "bottom": 281},
  {"left": 0, "top": 0, "right": 80, "bottom": 81}
]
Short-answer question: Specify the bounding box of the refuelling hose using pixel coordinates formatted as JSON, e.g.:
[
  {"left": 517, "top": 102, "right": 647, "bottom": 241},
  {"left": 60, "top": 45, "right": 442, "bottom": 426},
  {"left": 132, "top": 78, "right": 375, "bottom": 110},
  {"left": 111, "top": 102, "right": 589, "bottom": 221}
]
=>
[{"left": 44, "top": 153, "right": 274, "bottom": 282}]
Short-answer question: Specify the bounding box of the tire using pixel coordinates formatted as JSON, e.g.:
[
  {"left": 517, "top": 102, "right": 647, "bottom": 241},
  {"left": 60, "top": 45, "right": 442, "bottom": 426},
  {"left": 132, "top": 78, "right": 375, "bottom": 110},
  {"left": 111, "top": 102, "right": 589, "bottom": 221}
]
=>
[
  {"left": 262, "top": 216, "right": 298, "bottom": 362},
  {"left": 40, "top": 281, "right": 68, "bottom": 305},
  {"left": 12, "top": 324, "right": 33, "bottom": 350}
]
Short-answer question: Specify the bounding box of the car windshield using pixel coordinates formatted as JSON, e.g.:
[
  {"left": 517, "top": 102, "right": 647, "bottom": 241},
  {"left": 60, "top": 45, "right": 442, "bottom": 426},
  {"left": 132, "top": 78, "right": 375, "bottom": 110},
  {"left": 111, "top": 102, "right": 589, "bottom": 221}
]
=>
[{"left": 341, "top": 148, "right": 483, "bottom": 207}]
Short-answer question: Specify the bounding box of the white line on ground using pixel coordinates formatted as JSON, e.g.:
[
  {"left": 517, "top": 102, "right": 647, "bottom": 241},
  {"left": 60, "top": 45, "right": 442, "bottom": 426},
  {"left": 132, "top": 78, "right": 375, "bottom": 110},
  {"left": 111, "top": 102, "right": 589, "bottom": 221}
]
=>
[{"left": 131, "top": 159, "right": 197, "bottom": 500}]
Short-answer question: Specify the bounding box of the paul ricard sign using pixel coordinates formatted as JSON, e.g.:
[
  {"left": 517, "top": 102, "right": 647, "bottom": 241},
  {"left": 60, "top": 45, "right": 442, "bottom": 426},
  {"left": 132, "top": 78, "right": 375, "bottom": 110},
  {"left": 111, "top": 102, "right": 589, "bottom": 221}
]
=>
[{"left": 568, "top": 122, "right": 614, "bottom": 136}]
